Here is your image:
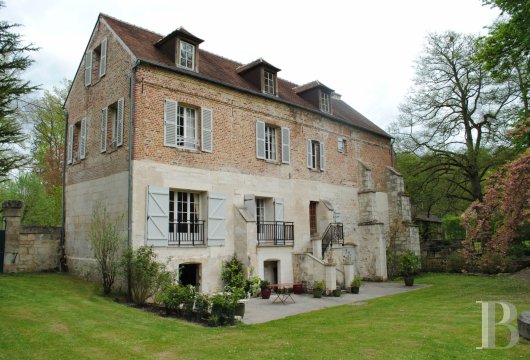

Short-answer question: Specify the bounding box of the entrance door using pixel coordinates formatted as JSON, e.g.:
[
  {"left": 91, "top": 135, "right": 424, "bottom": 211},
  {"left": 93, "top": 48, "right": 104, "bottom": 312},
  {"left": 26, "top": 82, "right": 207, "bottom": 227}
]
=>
[
  {"left": 264, "top": 260, "right": 279, "bottom": 284},
  {"left": 0, "top": 229, "right": 4, "bottom": 273},
  {"left": 179, "top": 263, "right": 200, "bottom": 288}
]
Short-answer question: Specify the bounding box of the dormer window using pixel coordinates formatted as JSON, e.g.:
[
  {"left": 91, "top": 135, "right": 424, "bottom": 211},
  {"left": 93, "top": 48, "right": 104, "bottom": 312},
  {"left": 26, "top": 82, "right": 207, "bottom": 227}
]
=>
[
  {"left": 264, "top": 70, "right": 276, "bottom": 95},
  {"left": 179, "top": 40, "right": 195, "bottom": 70},
  {"left": 320, "top": 91, "right": 330, "bottom": 113}
]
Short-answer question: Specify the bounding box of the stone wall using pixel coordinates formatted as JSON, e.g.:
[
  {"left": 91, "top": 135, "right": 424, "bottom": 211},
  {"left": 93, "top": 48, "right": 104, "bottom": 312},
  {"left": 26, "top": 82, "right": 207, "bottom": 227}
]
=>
[{"left": 2, "top": 201, "right": 61, "bottom": 273}]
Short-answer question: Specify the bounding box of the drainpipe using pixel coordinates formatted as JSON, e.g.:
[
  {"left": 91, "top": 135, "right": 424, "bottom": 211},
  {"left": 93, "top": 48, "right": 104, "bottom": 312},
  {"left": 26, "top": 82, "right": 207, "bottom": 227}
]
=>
[
  {"left": 127, "top": 60, "right": 140, "bottom": 300},
  {"left": 60, "top": 110, "right": 69, "bottom": 272}
]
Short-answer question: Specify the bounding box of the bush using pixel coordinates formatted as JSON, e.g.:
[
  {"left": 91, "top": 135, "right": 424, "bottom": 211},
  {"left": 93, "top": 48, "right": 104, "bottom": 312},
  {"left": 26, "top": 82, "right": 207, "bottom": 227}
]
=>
[
  {"left": 221, "top": 254, "right": 245, "bottom": 290},
  {"left": 399, "top": 250, "right": 421, "bottom": 277},
  {"left": 156, "top": 284, "right": 184, "bottom": 314},
  {"left": 210, "top": 293, "right": 237, "bottom": 326},
  {"left": 123, "top": 246, "right": 175, "bottom": 305},
  {"left": 479, "top": 253, "right": 515, "bottom": 274},
  {"left": 446, "top": 252, "right": 465, "bottom": 273},
  {"left": 195, "top": 293, "right": 211, "bottom": 323},
  {"left": 88, "top": 205, "right": 124, "bottom": 295}
]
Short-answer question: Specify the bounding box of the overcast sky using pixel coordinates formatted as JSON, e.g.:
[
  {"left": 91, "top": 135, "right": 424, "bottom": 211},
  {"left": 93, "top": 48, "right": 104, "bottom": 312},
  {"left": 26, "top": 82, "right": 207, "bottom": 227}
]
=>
[{"left": 3, "top": 0, "right": 499, "bottom": 131}]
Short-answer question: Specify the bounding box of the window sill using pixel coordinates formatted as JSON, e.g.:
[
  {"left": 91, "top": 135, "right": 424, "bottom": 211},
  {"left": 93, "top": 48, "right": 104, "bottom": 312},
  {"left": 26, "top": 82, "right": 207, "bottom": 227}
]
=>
[{"left": 308, "top": 168, "right": 323, "bottom": 173}]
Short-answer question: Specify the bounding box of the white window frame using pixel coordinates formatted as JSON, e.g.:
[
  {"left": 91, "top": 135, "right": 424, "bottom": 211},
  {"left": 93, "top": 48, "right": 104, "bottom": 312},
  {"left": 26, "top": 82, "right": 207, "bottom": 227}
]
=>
[
  {"left": 264, "top": 124, "right": 277, "bottom": 161},
  {"left": 337, "top": 137, "right": 346, "bottom": 153},
  {"left": 179, "top": 41, "right": 195, "bottom": 70},
  {"left": 320, "top": 91, "right": 331, "bottom": 113},
  {"left": 263, "top": 70, "right": 275, "bottom": 95},
  {"left": 177, "top": 105, "right": 198, "bottom": 148},
  {"left": 169, "top": 190, "right": 201, "bottom": 240},
  {"left": 307, "top": 139, "right": 325, "bottom": 171}
]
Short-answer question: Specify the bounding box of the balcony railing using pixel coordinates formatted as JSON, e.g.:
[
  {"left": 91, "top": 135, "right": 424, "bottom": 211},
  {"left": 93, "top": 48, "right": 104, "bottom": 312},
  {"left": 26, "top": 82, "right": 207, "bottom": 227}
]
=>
[
  {"left": 257, "top": 221, "right": 294, "bottom": 246},
  {"left": 168, "top": 220, "right": 205, "bottom": 246},
  {"left": 321, "top": 223, "right": 344, "bottom": 257}
]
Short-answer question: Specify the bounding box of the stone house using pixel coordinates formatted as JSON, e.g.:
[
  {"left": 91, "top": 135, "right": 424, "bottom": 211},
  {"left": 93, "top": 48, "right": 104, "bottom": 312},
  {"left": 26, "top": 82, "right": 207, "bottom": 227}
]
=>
[{"left": 64, "top": 14, "right": 419, "bottom": 292}]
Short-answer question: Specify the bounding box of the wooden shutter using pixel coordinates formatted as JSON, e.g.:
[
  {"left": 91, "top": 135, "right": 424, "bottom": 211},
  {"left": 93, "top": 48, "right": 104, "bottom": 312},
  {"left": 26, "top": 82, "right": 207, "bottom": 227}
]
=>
[
  {"left": 306, "top": 139, "right": 312, "bottom": 168},
  {"left": 281, "top": 127, "right": 290, "bottom": 164},
  {"left": 67, "top": 124, "right": 74, "bottom": 164},
  {"left": 146, "top": 186, "right": 169, "bottom": 246},
  {"left": 201, "top": 107, "right": 213, "bottom": 152},
  {"left": 164, "top": 99, "right": 177, "bottom": 147},
  {"left": 116, "top": 98, "right": 124, "bottom": 146},
  {"left": 256, "top": 120, "right": 265, "bottom": 159},
  {"left": 244, "top": 194, "right": 256, "bottom": 220},
  {"left": 79, "top": 117, "right": 87, "bottom": 160},
  {"left": 319, "top": 142, "right": 325, "bottom": 171},
  {"left": 100, "top": 107, "right": 108, "bottom": 153},
  {"left": 208, "top": 192, "right": 226, "bottom": 246},
  {"left": 99, "top": 38, "right": 107, "bottom": 77},
  {"left": 84, "top": 51, "right": 92, "bottom": 86}
]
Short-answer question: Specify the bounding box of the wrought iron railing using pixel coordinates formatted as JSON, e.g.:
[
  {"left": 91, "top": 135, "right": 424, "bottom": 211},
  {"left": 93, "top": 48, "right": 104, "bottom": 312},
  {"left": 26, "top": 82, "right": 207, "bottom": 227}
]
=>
[
  {"left": 321, "top": 223, "right": 344, "bottom": 258},
  {"left": 168, "top": 220, "right": 205, "bottom": 246},
  {"left": 257, "top": 221, "right": 294, "bottom": 246}
]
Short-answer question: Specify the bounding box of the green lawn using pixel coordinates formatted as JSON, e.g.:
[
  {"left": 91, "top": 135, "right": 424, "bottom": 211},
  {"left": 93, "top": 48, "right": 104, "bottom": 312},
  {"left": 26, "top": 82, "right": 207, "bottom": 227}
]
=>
[{"left": 0, "top": 273, "right": 529, "bottom": 359}]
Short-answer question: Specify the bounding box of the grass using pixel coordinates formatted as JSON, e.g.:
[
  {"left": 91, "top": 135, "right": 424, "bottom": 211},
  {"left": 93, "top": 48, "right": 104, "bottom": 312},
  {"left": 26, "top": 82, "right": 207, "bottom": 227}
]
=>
[{"left": 0, "top": 273, "right": 529, "bottom": 359}]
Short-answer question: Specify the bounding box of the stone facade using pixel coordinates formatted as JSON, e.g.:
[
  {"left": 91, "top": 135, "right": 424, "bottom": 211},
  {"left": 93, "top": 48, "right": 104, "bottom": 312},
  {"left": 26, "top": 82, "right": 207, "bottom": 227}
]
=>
[
  {"left": 2, "top": 201, "right": 61, "bottom": 273},
  {"left": 64, "top": 14, "right": 419, "bottom": 292}
]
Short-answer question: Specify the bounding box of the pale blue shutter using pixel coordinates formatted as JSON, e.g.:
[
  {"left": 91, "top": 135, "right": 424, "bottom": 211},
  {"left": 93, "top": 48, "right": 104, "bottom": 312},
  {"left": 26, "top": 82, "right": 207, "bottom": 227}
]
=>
[
  {"left": 164, "top": 100, "right": 177, "bottom": 147},
  {"left": 67, "top": 124, "right": 74, "bottom": 164},
  {"left": 100, "top": 107, "right": 108, "bottom": 152},
  {"left": 320, "top": 142, "right": 325, "bottom": 171},
  {"left": 208, "top": 192, "right": 226, "bottom": 246},
  {"left": 84, "top": 51, "right": 92, "bottom": 86},
  {"left": 146, "top": 186, "right": 169, "bottom": 246},
  {"left": 306, "top": 139, "right": 312, "bottom": 168},
  {"left": 79, "top": 117, "right": 87, "bottom": 160},
  {"left": 281, "top": 127, "right": 290, "bottom": 164},
  {"left": 117, "top": 98, "right": 124, "bottom": 146},
  {"left": 201, "top": 107, "right": 213, "bottom": 152},
  {"left": 99, "top": 38, "right": 107, "bottom": 77},
  {"left": 256, "top": 120, "right": 265, "bottom": 159}
]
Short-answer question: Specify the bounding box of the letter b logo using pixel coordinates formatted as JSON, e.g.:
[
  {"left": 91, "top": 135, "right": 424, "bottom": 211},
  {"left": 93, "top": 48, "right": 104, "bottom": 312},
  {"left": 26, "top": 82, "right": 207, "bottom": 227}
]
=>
[{"left": 477, "top": 301, "right": 519, "bottom": 349}]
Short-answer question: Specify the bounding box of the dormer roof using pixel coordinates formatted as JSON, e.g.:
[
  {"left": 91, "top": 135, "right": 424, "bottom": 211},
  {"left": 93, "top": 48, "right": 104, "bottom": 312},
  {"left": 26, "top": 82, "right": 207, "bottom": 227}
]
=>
[
  {"left": 236, "top": 58, "right": 281, "bottom": 74},
  {"left": 155, "top": 26, "right": 204, "bottom": 47},
  {"left": 293, "top": 80, "right": 334, "bottom": 94}
]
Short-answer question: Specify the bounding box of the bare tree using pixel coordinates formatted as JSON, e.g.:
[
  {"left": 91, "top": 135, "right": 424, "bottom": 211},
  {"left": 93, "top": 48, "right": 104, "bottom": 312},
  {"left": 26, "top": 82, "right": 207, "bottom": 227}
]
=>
[{"left": 392, "top": 32, "right": 516, "bottom": 203}]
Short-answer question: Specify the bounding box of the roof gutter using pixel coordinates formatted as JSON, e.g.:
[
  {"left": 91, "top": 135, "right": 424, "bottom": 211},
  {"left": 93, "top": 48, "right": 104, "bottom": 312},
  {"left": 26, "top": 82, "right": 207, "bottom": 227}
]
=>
[{"left": 135, "top": 58, "right": 392, "bottom": 140}]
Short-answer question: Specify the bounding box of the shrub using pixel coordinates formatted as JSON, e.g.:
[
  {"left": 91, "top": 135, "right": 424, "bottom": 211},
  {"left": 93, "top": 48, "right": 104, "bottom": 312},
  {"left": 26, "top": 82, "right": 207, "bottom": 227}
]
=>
[
  {"left": 446, "top": 252, "right": 465, "bottom": 273},
  {"left": 221, "top": 254, "right": 245, "bottom": 290},
  {"left": 156, "top": 284, "right": 183, "bottom": 314},
  {"left": 399, "top": 250, "right": 421, "bottom": 277},
  {"left": 313, "top": 280, "right": 325, "bottom": 291},
  {"left": 88, "top": 205, "right": 125, "bottom": 295},
  {"left": 195, "top": 293, "right": 211, "bottom": 323},
  {"left": 210, "top": 293, "right": 237, "bottom": 326},
  {"left": 123, "top": 246, "right": 175, "bottom": 305},
  {"left": 181, "top": 285, "right": 196, "bottom": 318}
]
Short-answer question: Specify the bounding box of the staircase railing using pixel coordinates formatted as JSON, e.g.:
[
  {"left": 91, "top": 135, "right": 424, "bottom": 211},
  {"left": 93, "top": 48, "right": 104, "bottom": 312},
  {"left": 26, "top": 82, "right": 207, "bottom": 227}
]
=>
[{"left": 321, "top": 223, "right": 344, "bottom": 258}]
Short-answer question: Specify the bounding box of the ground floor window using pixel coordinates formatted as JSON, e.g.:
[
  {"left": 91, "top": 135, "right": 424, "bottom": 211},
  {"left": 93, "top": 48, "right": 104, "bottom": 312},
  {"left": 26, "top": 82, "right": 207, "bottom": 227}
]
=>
[
  {"left": 179, "top": 263, "right": 201, "bottom": 288},
  {"left": 264, "top": 260, "right": 279, "bottom": 284},
  {"left": 169, "top": 191, "right": 203, "bottom": 244}
]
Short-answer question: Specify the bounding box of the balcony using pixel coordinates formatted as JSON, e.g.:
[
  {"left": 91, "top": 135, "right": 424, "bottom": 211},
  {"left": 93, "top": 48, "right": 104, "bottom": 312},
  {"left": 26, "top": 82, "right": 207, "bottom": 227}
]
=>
[
  {"left": 257, "top": 221, "right": 294, "bottom": 246},
  {"left": 168, "top": 220, "right": 205, "bottom": 246}
]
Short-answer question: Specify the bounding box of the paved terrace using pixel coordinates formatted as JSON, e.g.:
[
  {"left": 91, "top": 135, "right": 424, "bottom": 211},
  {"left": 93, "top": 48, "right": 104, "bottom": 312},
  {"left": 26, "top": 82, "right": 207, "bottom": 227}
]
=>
[{"left": 242, "top": 282, "right": 427, "bottom": 324}]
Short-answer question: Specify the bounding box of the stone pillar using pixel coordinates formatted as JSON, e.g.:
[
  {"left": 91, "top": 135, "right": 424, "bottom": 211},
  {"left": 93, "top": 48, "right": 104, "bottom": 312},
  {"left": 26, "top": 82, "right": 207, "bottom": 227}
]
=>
[
  {"left": 344, "top": 264, "right": 355, "bottom": 289},
  {"left": 324, "top": 263, "right": 336, "bottom": 293},
  {"left": 2, "top": 200, "right": 23, "bottom": 273},
  {"left": 312, "top": 238, "right": 322, "bottom": 259}
]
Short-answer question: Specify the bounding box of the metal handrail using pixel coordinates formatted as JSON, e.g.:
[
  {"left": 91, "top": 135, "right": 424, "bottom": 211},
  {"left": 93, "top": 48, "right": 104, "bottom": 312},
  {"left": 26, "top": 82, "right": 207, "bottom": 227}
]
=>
[
  {"left": 168, "top": 220, "right": 205, "bottom": 246},
  {"left": 321, "top": 223, "right": 344, "bottom": 258},
  {"left": 257, "top": 221, "right": 294, "bottom": 246}
]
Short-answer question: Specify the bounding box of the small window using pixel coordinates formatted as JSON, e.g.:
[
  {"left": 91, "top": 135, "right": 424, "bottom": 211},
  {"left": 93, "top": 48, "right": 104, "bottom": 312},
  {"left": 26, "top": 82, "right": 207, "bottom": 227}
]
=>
[
  {"left": 307, "top": 139, "right": 325, "bottom": 171},
  {"left": 264, "top": 124, "right": 277, "bottom": 161},
  {"left": 263, "top": 70, "right": 276, "bottom": 95},
  {"left": 101, "top": 98, "right": 124, "bottom": 152},
  {"left": 309, "top": 201, "right": 318, "bottom": 234},
  {"left": 337, "top": 138, "right": 346, "bottom": 153},
  {"left": 320, "top": 91, "right": 330, "bottom": 113},
  {"left": 68, "top": 118, "right": 87, "bottom": 164},
  {"left": 85, "top": 38, "right": 107, "bottom": 86},
  {"left": 179, "top": 41, "right": 195, "bottom": 70},
  {"left": 177, "top": 105, "right": 198, "bottom": 148}
]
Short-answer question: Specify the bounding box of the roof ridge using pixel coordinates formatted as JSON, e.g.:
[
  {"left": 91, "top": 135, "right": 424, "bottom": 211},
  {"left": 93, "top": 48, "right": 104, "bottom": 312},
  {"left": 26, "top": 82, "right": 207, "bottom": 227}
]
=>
[{"left": 99, "top": 13, "right": 164, "bottom": 38}]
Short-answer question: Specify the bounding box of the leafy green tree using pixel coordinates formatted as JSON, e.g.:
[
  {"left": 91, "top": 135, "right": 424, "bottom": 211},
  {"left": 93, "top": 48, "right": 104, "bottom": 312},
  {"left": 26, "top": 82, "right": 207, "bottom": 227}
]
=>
[
  {"left": 391, "top": 32, "right": 515, "bottom": 203},
  {"left": 478, "top": 0, "right": 529, "bottom": 120},
  {"left": 0, "top": 172, "right": 60, "bottom": 225},
  {"left": 0, "top": 1, "right": 38, "bottom": 180}
]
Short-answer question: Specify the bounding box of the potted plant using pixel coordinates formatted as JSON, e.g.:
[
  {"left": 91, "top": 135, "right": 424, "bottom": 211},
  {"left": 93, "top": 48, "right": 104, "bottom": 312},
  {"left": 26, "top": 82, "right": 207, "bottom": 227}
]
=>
[
  {"left": 313, "top": 280, "right": 325, "bottom": 298},
  {"left": 332, "top": 288, "right": 342, "bottom": 297},
  {"left": 399, "top": 250, "right": 421, "bottom": 286},
  {"left": 350, "top": 276, "right": 361, "bottom": 294},
  {"left": 260, "top": 280, "right": 271, "bottom": 299}
]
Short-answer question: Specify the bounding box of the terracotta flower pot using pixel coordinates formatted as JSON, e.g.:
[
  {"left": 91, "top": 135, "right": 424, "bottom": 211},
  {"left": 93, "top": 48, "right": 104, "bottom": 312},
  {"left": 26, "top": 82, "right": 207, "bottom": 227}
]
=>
[
  {"left": 351, "top": 286, "right": 359, "bottom": 294},
  {"left": 261, "top": 287, "right": 271, "bottom": 299}
]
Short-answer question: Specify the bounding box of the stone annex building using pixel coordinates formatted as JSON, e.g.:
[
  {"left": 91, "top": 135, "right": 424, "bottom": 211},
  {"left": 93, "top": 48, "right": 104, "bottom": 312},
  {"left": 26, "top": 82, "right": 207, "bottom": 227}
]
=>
[{"left": 64, "top": 14, "right": 419, "bottom": 292}]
